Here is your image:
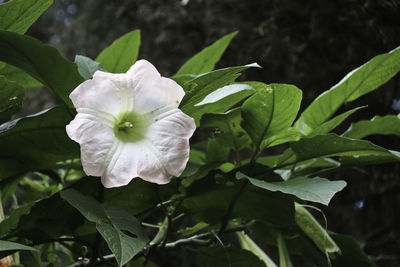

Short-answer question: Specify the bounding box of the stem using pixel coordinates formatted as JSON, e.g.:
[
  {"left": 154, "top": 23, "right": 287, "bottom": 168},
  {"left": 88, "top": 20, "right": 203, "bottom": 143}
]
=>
[
  {"left": 88, "top": 183, "right": 105, "bottom": 266},
  {"left": 218, "top": 179, "right": 249, "bottom": 235}
]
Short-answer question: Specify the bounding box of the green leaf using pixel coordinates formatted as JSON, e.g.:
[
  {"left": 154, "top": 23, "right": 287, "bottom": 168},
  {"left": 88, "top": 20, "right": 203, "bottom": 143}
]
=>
[
  {"left": 195, "top": 246, "right": 265, "bottom": 267},
  {"left": 277, "top": 232, "right": 293, "bottom": 267},
  {"left": 295, "top": 203, "right": 341, "bottom": 258},
  {"left": 307, "top": 106, "right": 365, "bottom": 137},
  {"left": 287, "top": 134, "right": 400, "bottom": 167},
  {"left": 241, "top": 83, "right": 302, "bottom": 151},
  {"left": 0, "top": 106, "right": 79, "bottom": 180},
  {"left": 342, "top": 114, "right": 400, "bottom": 139},
  {"left": 75, "top": 55, "right": 105, "bottom": 80},
  {"left": 297, "top": 46, "right": 400, "bottom": 131},
  {"left": 0, "top": 240, "right": 38, "bottom": 253},
  {"left": 182, "top": 177, "right": 294, "bottom": 227},
  {"left": 175, "top": 31, "right": 237, "bottom": 76},
  {"left": 0, "top": 63, "right": 42, "bottom": 88},
  {"left": 331, "top": 233, "right": 377, "bottom": 267},
  {"left": 61, "top": 189, "right": 148, "bottom": 267},
  {"left": 0, "top": 76, "right": 24, "bottom": 124},
  {"left": 0, "top": 0, "right": 53, "bottom": 34},
  {"left": 96, "top": 30, "right": 140, "bottom": 73},
  {"left": 195, "top": 83, "right": 255, "bottom": 106},
  {"left": 180, "top": 64, "right": 260, "bottom": 124},
  {"left": 236, "top": 231, "right": 278, "bottom": 267},
  {"left": 0, "top": 203, "right": 34, "bottom": 237},
  {"left": 0, "top": 30, "right": 84, "bottom": 106},
  {"left": 200, "top": 108, "right": 251, "bottom": 152},
  {"left": 340, "top": 153, "right": 400, "bottom": 166},
  {"left": 237, "top": 172, "right": 346, "bottom": 205}
]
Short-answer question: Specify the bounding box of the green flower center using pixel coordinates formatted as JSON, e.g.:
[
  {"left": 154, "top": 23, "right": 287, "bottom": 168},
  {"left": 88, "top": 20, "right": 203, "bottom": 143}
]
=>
[{"left": 113, "top": 111, "right": 147, "bottom": 142}]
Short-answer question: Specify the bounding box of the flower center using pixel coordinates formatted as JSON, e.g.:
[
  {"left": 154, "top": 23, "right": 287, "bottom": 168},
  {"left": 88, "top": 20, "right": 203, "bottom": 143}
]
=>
[{"left": 113, "top": 111, "right": 147, "bottom": 142}]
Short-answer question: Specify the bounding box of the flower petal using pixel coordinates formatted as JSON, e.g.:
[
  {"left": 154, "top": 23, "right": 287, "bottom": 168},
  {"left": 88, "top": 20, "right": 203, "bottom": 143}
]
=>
[
  {"left": 101, "top": 109, "right": 195, "bottom": 187},
  {"left": 66, "top": 114, "right": 115, "bottom": 177},
  {"left": 144, "top": 109, "right": 196, "bottom": 179},
  {"left": 69, "top": 71, "right": 126, "bottom": 117},
  {"left": 126, "top": 60, "right": 185, "bottom": 114}
]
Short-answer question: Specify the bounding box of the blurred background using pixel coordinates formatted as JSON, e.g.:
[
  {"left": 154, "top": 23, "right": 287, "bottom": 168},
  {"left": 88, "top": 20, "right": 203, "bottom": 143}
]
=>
[{"left": 22, "top": 0, "right": 400, "bottom": 265}]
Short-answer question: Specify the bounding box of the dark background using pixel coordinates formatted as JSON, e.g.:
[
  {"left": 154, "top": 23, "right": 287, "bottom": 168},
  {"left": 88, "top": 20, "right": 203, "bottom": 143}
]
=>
[{"left": 26, "top": 0, "right": 400, "bottom": 265}]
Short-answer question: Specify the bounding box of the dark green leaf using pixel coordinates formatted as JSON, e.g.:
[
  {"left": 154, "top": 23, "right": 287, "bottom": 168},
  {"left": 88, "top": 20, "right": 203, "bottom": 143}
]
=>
[
  {"left": 0, "top": 30, "right": 84, "bottom": 106},
  {"left": 196, "top": 246, "right": 265, "bottom": 267},
  {"left": 0, "top": 106, "right": 79, "bottom": 180},
  {"left": 236, "top": 231, "right": 278, "bottom": 267},
  {"left": 180, "top": 64, "right": 260, "bottom": 124},
  {"left": 288, "top": 134, "right": 400, "bottom": 167},
  {"left": 175, "top": 31, "right": 237, "bottom": 76},
  {"left": 295, "top": 203, "right": 340, "bottom": 257},
  {"left": 61, "top": 189, "right": 148, "bottom": 267},
  {"left": 182, "top": 177, "right": 294, "bottom": 227},
  {"left": 241, "top": 83, "right": 302, "bottom": 150},
  {"left": 0, "top": 240, "right": 38, "bottom": 253},
  {"left": 342, "top": 115, "right": 400, "bottom": 139},
  {"left": 75, "top": 55, "right": 104, "bottom": 80},
  {"left": 0, "top": 0, "right": 53, "bottom": 34},
  {"left": 237, "top": 173, "right": 346, "bottom": 205},
  {"left": 331, "top": 233, "right": 377, "bottom": 267},
  {"left": 0, "top": 203, "right": 34, "bottom": 237},
  {"left": 0, "top": 76, "right": 24, "bottom": 124},
  {"left": 297, "top": 46, "right": 400, "bottom": 131},
  {"left": 201, "top": 108, "right": 251, "bottom": 151},
  {"left": 96, "top": 30, "right": 140, "bottom": 73}
]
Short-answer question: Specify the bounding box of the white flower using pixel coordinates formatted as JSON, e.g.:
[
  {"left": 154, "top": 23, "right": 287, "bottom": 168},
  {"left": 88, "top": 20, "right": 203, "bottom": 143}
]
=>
[{"left": 66, "top": 60, "right": 196, "bottom": 188}]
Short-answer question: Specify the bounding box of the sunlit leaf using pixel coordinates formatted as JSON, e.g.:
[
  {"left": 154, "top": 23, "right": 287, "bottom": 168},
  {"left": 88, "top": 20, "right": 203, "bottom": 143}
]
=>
[
  {"left": 343, "top": 114, "right": 400, "bottom": 139},
  {"left": 175, "top": 31, "right": 237, "bottom": 76},
  {"left": 96, "top": 30, "right": 140, "bottom": 73},
  {"left": 0, "top": 0, "right": 53, "bottom": 34},
  {"left": 297, "top": 46, "right": 400, "bottom": 131}
]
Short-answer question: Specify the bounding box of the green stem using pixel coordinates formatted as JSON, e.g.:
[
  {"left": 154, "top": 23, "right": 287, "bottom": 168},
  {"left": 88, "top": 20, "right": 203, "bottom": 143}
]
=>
[{"left": 218, "top": 179, "right": 249, "bottom": 235}]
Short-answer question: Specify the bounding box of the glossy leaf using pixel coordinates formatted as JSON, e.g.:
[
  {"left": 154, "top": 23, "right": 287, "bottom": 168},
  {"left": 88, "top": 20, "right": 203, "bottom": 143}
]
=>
[
  {"left": 180, "top": 64, "right": 260, "bottom": 124},
  {"left": 60, "top": 189, "right": 148, "bottom": 267},
  {"left": 75, "top": 55, "right": 104, "bottom": 80},
  {"left": 0, "top": 30, "right": 84, "bottom": 106},
  {"left": 0, "top": 0, "right": 53, "bottom": 34},
  {"left": 297, "top": 46, "right": 400, "bottom": 131},
  {"left": 195, "top": 83, "right": 254, "bottom": 106},
  {"left": 175, "top": 31, "right": 237, "bottom": 76},
  {"left": 241, "top": 83, "right": 302, "bottom": 151},
  {"left": 295, "top": 203, "right": 341, "bottom": 257},
  {"left": 237, "top": 172, "right": 346, "bottom": 205},
  {"left": 96, "top": 30, "right": 140, "bottom": 73},
  {"left": 0, "top": 76, "right": 24, "bottom": 124},
  {"left": 0, "top": 106, "right": 79, "bottom": 180},
  {"left": 343, "top": 114, "right": 400, "bottom": 139}
]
